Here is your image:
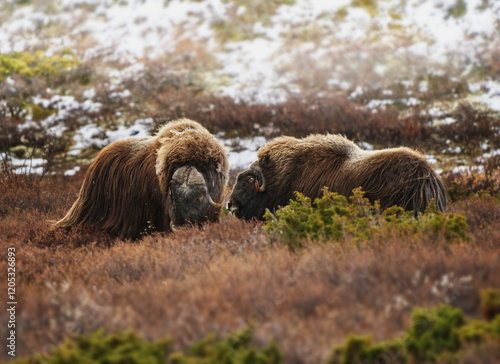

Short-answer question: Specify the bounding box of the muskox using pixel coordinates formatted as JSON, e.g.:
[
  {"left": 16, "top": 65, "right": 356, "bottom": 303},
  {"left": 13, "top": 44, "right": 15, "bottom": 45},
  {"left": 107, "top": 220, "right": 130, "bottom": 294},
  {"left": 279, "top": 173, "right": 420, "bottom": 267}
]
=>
[
  {"left": 55, "top": 118, "right": 229, "bottom": 239},
  {"left": 229, "top": 134, "right": 446, "bottom": 220}
]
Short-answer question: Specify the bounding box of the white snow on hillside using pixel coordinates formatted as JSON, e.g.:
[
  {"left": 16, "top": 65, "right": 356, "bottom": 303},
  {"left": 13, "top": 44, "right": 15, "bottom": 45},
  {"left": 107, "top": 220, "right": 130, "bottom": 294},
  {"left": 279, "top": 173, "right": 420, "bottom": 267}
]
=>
[
  {"left": 218, "top": 136, "right": 267, "bottom": 169},
  {"left": 1, "top": 0, "right": 500, "bottom": 174},
  {"left": 1, "top": 0, "right": 499, "bottom": 99}
]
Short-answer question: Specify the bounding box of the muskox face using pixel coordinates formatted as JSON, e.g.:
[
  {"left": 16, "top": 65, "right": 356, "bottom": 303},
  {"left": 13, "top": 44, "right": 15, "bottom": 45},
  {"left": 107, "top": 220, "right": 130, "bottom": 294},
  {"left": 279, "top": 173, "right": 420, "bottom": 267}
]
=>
[
  {"left": 168, "top": 166, "right": 221, "bottom": 230},
  {"left": 228, "top": 161, "right": 266, "bottom": 220}
]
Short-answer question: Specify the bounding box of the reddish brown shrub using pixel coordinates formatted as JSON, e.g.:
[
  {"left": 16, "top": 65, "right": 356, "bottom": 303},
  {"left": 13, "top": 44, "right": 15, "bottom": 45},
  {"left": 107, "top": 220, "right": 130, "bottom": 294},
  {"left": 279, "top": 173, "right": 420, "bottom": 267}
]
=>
[{"left": 1, "top": 174, "right": 499, "bottom": 363}]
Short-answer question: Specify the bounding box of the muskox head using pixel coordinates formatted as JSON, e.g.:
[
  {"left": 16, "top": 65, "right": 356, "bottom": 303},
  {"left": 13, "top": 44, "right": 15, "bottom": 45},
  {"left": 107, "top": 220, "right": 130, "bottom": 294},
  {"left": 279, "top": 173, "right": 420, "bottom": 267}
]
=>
[
  {"left": 168, "top": 166, "right": 222, "bottom": 231},
  {"left": 228, "top": 161, "right": 267, "bottom": 220}
]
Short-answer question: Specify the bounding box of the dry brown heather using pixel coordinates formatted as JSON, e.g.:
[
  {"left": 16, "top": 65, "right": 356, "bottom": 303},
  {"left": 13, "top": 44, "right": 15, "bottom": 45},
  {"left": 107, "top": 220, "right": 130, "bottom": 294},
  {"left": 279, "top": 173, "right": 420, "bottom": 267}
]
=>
[{"left": 1, "top": 172, "right": 500, "bottom": 363}]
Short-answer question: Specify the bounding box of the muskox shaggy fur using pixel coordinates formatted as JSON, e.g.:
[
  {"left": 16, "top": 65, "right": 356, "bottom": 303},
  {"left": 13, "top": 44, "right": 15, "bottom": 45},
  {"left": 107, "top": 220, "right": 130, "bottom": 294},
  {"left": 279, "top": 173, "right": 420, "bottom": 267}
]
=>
[
  {"left": 229, "top": 134, "right": 446, "bottom": 220},
  {"left": 56, "top": 118, "right": 229, "bottom": 239}
]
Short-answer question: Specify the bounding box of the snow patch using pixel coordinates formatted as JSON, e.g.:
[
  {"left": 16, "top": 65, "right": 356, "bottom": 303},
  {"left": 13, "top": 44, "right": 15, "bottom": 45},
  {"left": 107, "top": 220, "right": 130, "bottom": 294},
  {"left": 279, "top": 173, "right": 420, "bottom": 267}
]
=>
[{"left": 218, "top": 136, "right": 267, "bottom": 169}]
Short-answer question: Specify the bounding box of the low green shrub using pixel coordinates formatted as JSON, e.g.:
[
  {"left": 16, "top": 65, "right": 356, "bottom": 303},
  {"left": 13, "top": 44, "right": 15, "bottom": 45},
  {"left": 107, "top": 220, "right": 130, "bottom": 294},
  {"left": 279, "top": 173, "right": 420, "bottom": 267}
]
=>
[
  {"left": 458, "top": 315, "right": 500, "bottom": 345},
  {"left": 328, "top": 335, "right": 406, "bottom": 364},
  {"left": 406, "top": 305, "right": 466, "bottom": 362},
  {"left": 264, "top": 188, "right": 469, "bottom": 250},
  {"left": 329, "top": 304, "right": 500, "bottom": 364},
  {"left": 13, "top": 329, "right": 172, "bottom": 364},
  {"left": 169, "top": 327, "right": 283, "bottom": 363},
  {"left": 12, "top": 303, "right": 500, "bottom": 364},
  {"left": 0, "top": 50, "right": 79, "bottom": 81},
  {"left": 14, "top": 327, "right": 283, "bottom": 364}
]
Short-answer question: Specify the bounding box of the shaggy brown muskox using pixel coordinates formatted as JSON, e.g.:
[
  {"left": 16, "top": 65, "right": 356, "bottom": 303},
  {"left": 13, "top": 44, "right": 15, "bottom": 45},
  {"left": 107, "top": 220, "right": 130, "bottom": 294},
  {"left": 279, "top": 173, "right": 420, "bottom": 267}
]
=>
[
  {"left": 56, "top": 118, "right": 229, "bottom": 239},
  {"left": 229, "top": 134, "right": 446, "bottom": 220}
]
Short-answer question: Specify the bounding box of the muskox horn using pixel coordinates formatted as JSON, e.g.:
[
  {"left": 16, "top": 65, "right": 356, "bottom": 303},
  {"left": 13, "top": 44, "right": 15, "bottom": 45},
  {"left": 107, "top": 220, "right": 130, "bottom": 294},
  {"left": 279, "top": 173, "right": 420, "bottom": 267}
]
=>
[
  {"left": 170, "top": 220, "right": 178, "bottom": 232},
  {"left": 204, "top": 186, "right": 222, "bottom": 208},
  {"left": 250, "top": 162, "right": 266, "bottom": 192}
]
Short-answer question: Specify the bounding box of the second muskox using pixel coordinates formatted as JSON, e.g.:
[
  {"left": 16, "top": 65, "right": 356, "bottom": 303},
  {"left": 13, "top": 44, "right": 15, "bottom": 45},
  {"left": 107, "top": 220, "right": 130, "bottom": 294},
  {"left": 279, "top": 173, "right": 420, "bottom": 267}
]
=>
[
  {"left": 55, "top": 118, "right": 229, "bottom": 239},
  {"left": 229, "top": 134, "right": 446, "bottom": 220}
]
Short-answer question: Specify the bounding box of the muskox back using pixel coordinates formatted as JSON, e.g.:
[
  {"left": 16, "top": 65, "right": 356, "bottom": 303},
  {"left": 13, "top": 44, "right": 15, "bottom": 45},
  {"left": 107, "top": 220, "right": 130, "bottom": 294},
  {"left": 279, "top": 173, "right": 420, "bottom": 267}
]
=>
[
  {"left": 340, "top": 148, "right": 446, "bottom": 213},
  {"left": 56, "top": 119, "right": 229, "bottom": 239},
  {"left": 229, "top": 134, "right": 446, "bottom": 220}
]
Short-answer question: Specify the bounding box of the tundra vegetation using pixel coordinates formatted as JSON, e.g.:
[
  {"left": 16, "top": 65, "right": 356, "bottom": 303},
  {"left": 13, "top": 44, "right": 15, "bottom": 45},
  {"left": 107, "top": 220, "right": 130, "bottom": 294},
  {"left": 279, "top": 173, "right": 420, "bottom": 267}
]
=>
[
  {"left": 10, "top": 299, "right": 500, "bottom": 363},
  {"left": 264, "top": 188, "right": 468, "bottom": 251},
  {"left": 1, "top": 166, "right": 499, "bottom": 362},
  {"left": 1, "top": 1, "right": 500, "bottom": 363}
]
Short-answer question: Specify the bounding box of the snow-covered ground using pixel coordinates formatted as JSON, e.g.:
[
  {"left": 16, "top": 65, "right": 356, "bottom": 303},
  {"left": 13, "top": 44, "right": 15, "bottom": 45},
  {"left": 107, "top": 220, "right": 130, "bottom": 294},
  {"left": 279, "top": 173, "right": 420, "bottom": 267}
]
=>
[
  {"left": 1, "top": 0, "right": 499, "bottom": 175},
  {"left": 1, "top": 0, "right": 499, "bottom": 99},
  {"left": 473, "top": 80, "right": 500, "bottom": 112},
  {"left": 69, "top": 119, "right": 153, "bottom": 156}
]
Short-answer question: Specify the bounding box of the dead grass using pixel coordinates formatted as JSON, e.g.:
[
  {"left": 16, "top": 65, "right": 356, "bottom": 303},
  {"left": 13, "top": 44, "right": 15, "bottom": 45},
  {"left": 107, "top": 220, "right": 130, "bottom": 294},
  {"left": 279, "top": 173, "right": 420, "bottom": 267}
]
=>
[{"left": 1, "top": 173, "right": 499, "bottom": 363}]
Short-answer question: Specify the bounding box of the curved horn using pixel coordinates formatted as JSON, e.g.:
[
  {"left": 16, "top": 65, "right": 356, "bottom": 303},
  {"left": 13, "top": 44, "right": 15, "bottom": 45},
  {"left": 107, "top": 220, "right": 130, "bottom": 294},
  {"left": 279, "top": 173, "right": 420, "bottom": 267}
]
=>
[
  {"left": 204, "top": 187, "right": 222, "bottom": 208},
  {"left": 170, "top": 220, "right": 178, "bottom": 232},
  {"left": 251, "top": 163, "right": 266, "bottom": 192}
]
